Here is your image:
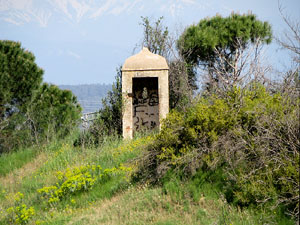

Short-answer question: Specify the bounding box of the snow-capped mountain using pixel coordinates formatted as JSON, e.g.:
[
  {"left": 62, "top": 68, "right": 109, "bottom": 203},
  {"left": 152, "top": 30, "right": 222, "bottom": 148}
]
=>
[{"left": 0, "top": 0, "right": 200, "bottom": 27}]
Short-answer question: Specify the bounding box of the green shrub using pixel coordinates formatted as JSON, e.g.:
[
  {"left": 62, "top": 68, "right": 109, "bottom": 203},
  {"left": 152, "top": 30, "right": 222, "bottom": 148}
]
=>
[
  {"left": 74, "top": 67, "right": 122, "bottom": 148},
  {"left": 135, "top": 84, "right": 299, "bottom": 219},
  {"left": 28, "top": 83, "right": 81, "bottom": 144},
  {"left": 38, "top": 165, "right": 102, "bottom": 205},
  {"left": 38, "top": 163, "right": 132, "bottom": 206}
]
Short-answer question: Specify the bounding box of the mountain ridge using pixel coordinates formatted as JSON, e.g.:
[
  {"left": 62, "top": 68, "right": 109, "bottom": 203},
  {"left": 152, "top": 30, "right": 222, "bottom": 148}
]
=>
[
  {"left": 59, "top": 83, "right": 112, "bottom": 113},
  {"left": 0, "top": 0, "right": 198, "bottom": 27}
]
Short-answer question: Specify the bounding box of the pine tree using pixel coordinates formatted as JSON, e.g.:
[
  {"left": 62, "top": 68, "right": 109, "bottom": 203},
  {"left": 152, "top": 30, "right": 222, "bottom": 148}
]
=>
[
  {"left": 178, "top": 13, "right": 272, "bottom": 90},
  {"left": 0, "top": 41, "right": 43, "bottom": 119}
]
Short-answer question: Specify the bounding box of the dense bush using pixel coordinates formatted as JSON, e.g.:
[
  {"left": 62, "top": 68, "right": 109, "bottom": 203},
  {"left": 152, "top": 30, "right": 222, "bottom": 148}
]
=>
[
  {"left": 1, "top": 84, "right": 81, "bottom": 151},
  {"left": 135, "top": 84, "right": 299, "bottom": 218},
  {"left": 27, "top": 83, "right": 81, "bottom": 144}
]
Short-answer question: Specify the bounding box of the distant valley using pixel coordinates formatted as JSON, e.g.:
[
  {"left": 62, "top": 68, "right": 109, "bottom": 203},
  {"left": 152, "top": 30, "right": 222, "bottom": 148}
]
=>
[{"left": 59, "top": 84, "right": 112, "bottom": 114}]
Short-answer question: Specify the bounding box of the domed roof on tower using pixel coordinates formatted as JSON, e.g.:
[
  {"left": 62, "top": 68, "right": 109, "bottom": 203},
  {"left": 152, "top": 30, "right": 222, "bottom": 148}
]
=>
[{"left": 122, "top": 47, "right": 169, "bottom": 71}]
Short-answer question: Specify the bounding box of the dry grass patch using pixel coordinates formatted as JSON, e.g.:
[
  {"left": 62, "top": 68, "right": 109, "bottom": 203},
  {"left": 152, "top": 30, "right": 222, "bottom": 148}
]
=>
[
  {"left": 64, "top": 185, "right": 241, "bottom": 225},
  {"left": 0, "top": 151, "right": 47, "bottom": 191}
]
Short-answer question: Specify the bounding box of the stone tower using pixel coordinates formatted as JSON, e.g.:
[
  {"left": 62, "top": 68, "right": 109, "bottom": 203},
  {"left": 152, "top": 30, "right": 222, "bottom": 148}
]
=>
[{"left": 122, "top": 47, "right": 169, "bottom": 139}]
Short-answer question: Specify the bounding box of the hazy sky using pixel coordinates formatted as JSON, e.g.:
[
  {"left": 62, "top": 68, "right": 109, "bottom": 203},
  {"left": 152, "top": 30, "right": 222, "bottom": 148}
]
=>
[{"left": 1, "top": 0, "right": 299, "bottom": 85}]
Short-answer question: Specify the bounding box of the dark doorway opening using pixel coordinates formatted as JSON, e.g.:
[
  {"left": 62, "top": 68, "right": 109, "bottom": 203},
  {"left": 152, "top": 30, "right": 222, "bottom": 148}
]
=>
[{"left": 132, "top": 77, "right": 159, "bottom": 134}]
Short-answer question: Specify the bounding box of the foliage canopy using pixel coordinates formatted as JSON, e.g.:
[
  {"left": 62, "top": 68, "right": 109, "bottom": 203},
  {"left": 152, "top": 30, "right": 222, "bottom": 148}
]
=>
[
  {"left": 0, "top": 40, "right": 43, "bottom": 119},
  {"left": 140, "top": 16, "right": 169, "bottom": 57},
  {"left": 178, "top": 13, "right": 272, "bottom": 67},
  {"left": 0, "top": 41, "right": 81, "bottom": 152},
  {"left": 28, "top": 83, "right": 81, "bottom": 143}
]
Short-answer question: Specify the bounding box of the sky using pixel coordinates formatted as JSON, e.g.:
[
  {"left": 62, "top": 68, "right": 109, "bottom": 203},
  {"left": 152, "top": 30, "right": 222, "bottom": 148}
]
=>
[{"left": 0, "top": 0, "right": 299, "bottom": 85}]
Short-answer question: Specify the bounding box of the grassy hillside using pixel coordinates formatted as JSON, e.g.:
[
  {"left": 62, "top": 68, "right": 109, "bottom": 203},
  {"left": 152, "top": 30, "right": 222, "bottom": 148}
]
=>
[{"left": 0, "top": 131, "right": 295, "bottom": 225}]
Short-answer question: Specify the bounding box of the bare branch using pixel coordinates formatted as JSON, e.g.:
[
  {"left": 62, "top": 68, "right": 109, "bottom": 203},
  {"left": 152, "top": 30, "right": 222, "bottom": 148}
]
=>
[{"left": 277, "top": 3, "right": 300, "bottom": 64}]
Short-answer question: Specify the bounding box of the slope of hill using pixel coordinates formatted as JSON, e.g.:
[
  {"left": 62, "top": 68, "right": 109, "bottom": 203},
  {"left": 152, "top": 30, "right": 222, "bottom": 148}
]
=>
[
  {"left": 0, "top": 132, "right": 295, "bottom": 225},
  {"left": 59, "top": 84, "right": 111, "bottom": 113}
]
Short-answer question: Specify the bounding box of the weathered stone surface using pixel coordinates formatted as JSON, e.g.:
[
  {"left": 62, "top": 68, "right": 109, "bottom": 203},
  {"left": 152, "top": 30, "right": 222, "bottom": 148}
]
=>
[{"left": 122, "top": 47, "right": 169, "bottom": 139}]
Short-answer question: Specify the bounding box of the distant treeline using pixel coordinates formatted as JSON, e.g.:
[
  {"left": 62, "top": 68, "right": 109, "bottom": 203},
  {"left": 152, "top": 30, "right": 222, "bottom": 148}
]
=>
[{"left": 59, "top": 84, "right": 112, "bottom": 113}]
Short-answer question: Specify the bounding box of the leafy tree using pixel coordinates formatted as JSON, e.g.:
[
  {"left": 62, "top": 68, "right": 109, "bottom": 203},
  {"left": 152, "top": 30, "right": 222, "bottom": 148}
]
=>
[
  {"left": 97, "top": 67, "right": 123, "bottom": 136},
  {"left": 27, "top": 83, "right": 81, "bottom": 144},
  {"left": 0, "top": 41, "right": 81, "bottom": 152},
  {"left": 0, "top": 41, "right": 43, "bottom": 121},
  {"left": 168, "top": 60, "right": 192, "bottom": 110},
  {"left": 140, "top": 17, "right": 193, "bottom": 109},
  {"left": 76, "top": 67, "right": 123, "bottom": 147},
  {"left": 140, "top": 16, "right": 170, "bottom": 58},
  {"left": 178, "top": 13, "right": 272, "bottom": 90},
  {"left": 0, "top": 41, "right": 43, "bottom": 152}
]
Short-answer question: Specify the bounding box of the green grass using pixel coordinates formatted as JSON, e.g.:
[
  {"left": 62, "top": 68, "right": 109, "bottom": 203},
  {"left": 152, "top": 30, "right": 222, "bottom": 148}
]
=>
[
  {"left": 0, "top": 132, "right": 296, "bottom": 225},
  {"left": 0, "top": 147, "right": 38, "bottom": 176}
]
